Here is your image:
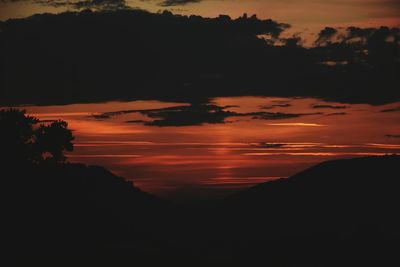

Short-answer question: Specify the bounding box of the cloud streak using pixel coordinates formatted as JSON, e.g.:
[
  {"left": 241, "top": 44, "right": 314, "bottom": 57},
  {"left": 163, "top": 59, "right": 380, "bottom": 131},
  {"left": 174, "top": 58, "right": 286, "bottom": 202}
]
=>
[
  {"left": 312, "top": 104, "right": 347, "bottom": 109},
  {"left": 380, "top": 106, "right": 400, "bottom": 112},
  {"left": 266, "top": 123, "right": 326, "bottom": 127},
  {"left": 92, "top": 104, "right": 324, "bottom": 126},
  {"left": 1, "top": 0, "right": 130, "bottom": 10},
  {"left": 158, "top": 0, "right": 200, "bottom": 7}
]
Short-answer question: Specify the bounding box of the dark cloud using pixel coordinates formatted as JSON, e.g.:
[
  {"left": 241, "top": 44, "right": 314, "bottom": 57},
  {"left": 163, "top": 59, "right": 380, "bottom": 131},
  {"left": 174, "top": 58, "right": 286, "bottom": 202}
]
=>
[
  {"left": 312, "top": 104, "right": 347, "bottom": 109},
  {"left": 139, "top": 104, "right": 235, "bottom": 126},
  {"left": 314, "top": 27, "right": 338, "bottom": 46},
  {"left": 260, "top": 103, "right": 291, "bottom": 109},
  {"left": 250, "top": 142, "right": 286, "bottom": 149},
  {"left": 0, "top": 10, "right": 399, "bottom": 106},
  {"left": 93, "top": 104, "right": 237, "bottom": 126},
  {"left": 272, "top": 100, "right": 292, "bottom": 104},
  {"left": 2, "top": 0, "right": 200, "bottom": 9},
  {"left": 250, "top": 112, "right": 322, "bottom": 121},
  {"left": 125, "top": 119, "right": 148, "bottom": 124},
  {"left": 325, "top": 112, "right": 348, "bottom": 116},
  {"left": 92, "top": 104, "right": 323, "bottom": 127},
  {"left": 1, "top": 0, "right": 129, "bottom": 10},
  {"left": 92, "top": 109, "right": 140, "bottom": 119},
  {"left": 314, "top": 26, "right": 400, "bottom": 68},
  {"left": 274, "top": 103, "right": 291, "bottom": 107},
  {"left": 158, "top": 0, "right": 200, "bottom": 6},
  {"left": 385, "top": 134, "right": 400, "bottom": 138},
  {"left": 380, "top": 106, "right": 400, "bottom": 112},
  {"left": 315, "top": 26, "right": 400, "bottom": 47},
  {"left": 38, "top": 119, "right": 58, "bottom": 123},
  {"left": 73, "top": 0, "right": 128, "bottom": 9}
]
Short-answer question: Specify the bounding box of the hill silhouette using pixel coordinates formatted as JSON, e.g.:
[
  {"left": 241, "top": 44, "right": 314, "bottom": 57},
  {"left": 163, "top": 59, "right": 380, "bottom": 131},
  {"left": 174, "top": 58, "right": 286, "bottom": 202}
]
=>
[
  {"left": 7, "top": 155, "right": 400, "bottom": 266},
  {"left": 6, "top": 162, "right": 165, "bottom": 266},
  {"left": 223, "top": 155, "right": 400, "bottom": 266},
  {"left": 231, "top": 155, "right": 400, "bottom": 218}
]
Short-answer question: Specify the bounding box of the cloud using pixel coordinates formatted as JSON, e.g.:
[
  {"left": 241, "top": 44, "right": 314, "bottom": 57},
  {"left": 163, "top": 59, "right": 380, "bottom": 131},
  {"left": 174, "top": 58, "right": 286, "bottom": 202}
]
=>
[
  {"left": 312, "top": 104, "right": 347, "bottom": 109},
  {"left": 385, "top": 134, "right": 400, "bottom": 138},
  {"left": 260, "top": 103, "right": 291, "bottom": 109},
  {"left": 250, "top": 112, "right": 322, "bottom": 120},
  {"left": 315, "top": 25, "right": 400, "bottom": 48},
  {"left": 0, "top": 10, "right": 399, "bottom": 106},
  {"left": 158, "top": 0, "right": 200, "bottom": 6},
  {"left": 380, "top": 106, "right": 400, "bottom": 112},
  {"left": 92, "top": 104, "right": 323, "bottom": 126},
  {"left": 250, "top": 142, "right": 286, "bottom": 149},
  {"left": 1, "top": 0, "right": 129, "bottom": 10},
  {"left": 93, "top": 104, "right": 237, "bottom": 126},
  {"left": 266, "top": 123, "right": 326, "bottom": 127},
  {"left": 325, "top": 112, "right": 348, "bottom": 116},
  {"left": 125, "top": 119, "right": 148, "bottom": 124},
  {"left": 92, "top": 109, "right": 140, "bottom": 119},
  {"left": 314, "top": 27, "right": 338, "bottom": 46},
  {"left": 139, "top": 104, "right": 235, "bottom": 126},
  {"left": 73, "top": 0, "right": 128, "bottom": 9}
]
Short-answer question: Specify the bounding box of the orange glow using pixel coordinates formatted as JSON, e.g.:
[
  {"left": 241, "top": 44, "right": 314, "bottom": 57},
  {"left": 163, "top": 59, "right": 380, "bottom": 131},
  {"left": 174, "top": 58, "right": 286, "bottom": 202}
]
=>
[
  {"left": 20, "top": 97, "right": 400, "bottom": 197},
  {"left": 266, "top": 123, "right": 326, "bottom": 127},
  {"left": 1, "top": 1, "right": 399, "bottom": 40}
]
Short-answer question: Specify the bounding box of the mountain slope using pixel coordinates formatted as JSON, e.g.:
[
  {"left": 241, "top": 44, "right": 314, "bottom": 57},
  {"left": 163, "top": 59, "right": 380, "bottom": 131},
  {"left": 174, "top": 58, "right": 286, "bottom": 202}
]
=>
[
  {"left": 228, "top": 155, "right": 400, "bottom": 234},
  {"left": 7, "top": 162, "right": 165, "bottom": 265},
  {"left": 218, "top": 155, "right": 400, "bottom": 266}
]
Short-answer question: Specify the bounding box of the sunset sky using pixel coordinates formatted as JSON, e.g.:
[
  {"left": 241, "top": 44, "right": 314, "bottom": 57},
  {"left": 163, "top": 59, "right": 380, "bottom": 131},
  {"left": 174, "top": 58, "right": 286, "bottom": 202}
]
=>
[
  {"left": 22, "top": 97, "right": 400, "bottom": 199},
  {"left": 1, "top": 0, "right": 399, "bottom": 199},
  {"left": 2, "top": 1, "right": 400, "bottom": 264},
  {"left": 1, "top": 0, "right": 400, "bottom": 31}
]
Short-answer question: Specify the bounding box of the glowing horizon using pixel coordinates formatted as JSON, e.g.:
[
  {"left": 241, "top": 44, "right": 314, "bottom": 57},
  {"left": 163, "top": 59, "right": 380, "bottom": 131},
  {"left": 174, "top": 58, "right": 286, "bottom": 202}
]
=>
[{"left": 20, "top": 96, "right": 400, "bottom": 198}]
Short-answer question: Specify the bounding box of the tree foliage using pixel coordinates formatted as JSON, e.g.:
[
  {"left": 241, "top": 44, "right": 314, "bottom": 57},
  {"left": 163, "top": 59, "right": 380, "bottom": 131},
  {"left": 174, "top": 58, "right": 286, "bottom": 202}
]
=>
[{"left": 0, "top": 108, "right": 74, "bottom": 165}]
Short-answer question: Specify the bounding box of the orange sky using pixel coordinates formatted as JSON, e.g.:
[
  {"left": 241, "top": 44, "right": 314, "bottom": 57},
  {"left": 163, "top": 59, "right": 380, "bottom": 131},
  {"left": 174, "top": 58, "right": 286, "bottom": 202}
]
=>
[
  {"left": 1, "top": 1, "right": 399, "bottom": 199},
  {"left": 22, "top": 97, "right": 400, "bottom": 199},
  {"left": 1, "top": 0, "right": 399, "bottom": 46},
  {"left": 1, "top": 0, "right": 399, "bottom": 32}
]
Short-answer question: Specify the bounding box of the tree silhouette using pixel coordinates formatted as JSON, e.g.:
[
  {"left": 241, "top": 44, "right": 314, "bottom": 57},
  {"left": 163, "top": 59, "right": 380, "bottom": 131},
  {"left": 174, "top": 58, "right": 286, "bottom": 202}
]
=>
[
  {"left": 0, "top": 108, "right": 74, "bottom": 165},
  {"left": 35, "top": 120, "right": 74, "bottom": 163}
]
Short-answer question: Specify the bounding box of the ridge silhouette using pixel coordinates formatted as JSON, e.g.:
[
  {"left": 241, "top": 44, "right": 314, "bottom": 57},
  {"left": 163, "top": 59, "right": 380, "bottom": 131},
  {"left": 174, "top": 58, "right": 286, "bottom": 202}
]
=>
[{"left": 6, "top": 155, "right": 400, "bottom": 266}]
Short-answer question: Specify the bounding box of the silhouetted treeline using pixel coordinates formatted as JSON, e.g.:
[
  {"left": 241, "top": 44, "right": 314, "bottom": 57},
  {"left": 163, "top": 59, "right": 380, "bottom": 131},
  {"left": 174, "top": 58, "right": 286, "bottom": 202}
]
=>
[
  {"left": 0, "top": 108, "right": 74, "bottom": 164},
  {"left": 1, "top": 9, "right": 399, "bottom": 105}
]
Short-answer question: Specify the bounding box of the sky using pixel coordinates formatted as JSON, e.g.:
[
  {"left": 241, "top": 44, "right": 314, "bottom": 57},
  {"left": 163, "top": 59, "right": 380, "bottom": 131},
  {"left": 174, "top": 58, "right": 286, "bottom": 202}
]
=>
[
  {"left": 1, "top": 0, "right": 399, "bottom": 199},
  {"left": 22, "top": 97, "right": 400, "bottom": 199},
  {"left": 1, "top": 0, "right": 400, "bottom": 33}
]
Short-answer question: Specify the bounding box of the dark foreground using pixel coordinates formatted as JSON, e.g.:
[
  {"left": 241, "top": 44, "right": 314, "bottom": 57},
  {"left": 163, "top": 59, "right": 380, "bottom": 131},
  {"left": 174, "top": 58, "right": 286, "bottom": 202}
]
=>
[{"left": 6, "top": 155, "right": 400, "bottom": 266}]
